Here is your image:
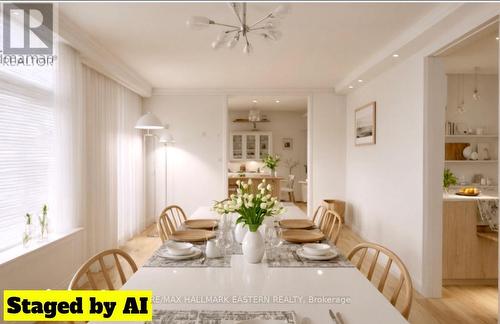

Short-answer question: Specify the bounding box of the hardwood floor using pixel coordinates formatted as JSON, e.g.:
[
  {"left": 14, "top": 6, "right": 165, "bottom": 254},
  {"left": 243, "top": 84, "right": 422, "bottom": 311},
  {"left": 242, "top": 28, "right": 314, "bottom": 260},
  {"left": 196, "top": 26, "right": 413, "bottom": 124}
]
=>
[{"left": 117, "top": 203, "right": 498, "bottom": 324}]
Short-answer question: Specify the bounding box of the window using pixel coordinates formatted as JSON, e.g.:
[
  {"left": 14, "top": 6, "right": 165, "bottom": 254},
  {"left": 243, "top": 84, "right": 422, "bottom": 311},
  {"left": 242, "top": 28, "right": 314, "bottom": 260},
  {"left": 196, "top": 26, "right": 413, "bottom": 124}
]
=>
[{"left": 0, "top": 67, "right": 54, "bottom": 251}]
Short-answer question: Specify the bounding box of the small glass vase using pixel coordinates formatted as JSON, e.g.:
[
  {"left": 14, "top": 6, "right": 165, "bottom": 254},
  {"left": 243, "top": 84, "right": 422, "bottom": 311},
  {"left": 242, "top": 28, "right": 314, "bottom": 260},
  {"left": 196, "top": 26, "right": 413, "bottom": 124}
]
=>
[
  {"left": 272, "top": 169, "right": 278, "bottom": 177},
  {"left": 22, "top": 224, "right": 33, "bottom": 248},
  {"left": 39, "top": 215, "right": 49, "bottom": 241}
]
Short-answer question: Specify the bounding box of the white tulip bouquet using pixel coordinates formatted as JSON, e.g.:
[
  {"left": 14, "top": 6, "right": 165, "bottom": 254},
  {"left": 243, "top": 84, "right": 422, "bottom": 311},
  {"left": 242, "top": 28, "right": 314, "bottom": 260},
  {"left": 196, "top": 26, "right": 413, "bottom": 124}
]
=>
[{"left": 213, "top": 179, "right": 285, "bottom": 232}]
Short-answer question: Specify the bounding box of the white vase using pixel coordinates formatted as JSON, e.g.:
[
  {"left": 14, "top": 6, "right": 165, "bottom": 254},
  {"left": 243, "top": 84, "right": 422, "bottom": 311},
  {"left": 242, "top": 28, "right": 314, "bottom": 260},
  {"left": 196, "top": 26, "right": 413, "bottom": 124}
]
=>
[
  {"left": 242, "top": 230, "right": 265, "bottom": 263},
  {"left": 234, "top": 223, "right": 248, "bottom": 243}
]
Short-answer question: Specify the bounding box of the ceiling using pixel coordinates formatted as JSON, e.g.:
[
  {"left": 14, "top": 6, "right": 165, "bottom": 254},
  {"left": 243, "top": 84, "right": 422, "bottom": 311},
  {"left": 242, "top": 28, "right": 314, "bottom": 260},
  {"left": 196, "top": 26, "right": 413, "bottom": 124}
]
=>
[
  {"left": 441, "top": 23, "right": 499, "bottom": 74},
  {"left": 228, "top": 96, "right": 307, "bottom": 112},
  {"left": 59, "top": 2, "right": 438, "bottom": 89}
]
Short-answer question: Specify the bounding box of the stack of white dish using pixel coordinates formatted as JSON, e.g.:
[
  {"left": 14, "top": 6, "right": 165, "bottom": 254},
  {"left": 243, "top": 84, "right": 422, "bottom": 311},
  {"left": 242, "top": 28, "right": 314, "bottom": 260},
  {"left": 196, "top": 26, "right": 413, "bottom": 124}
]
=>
[
  {"left": 158, "top": 241, "right": 202, "bottom": 260},
  {"left": 296, "top": 243, "right": 338, "bottom": 261}
]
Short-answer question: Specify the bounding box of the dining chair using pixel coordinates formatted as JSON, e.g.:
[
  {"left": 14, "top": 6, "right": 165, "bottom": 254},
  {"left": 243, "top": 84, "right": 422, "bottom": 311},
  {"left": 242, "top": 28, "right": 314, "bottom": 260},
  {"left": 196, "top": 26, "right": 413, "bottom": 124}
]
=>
[
  {"left": 68, "top": 249, "right": 138, "bottom": 290},
  {"left": 319, "top": 210, "right": 342, "bottom": 244},
  {"left": 312, "top": 205, "right": 327, "bottom": 225},
  {"left": 280, "top": 174, "right": 296, "bottom": 202},
  {"left": 158, "top": 205, "right": 187, "bottom": 242},
  {"left": 347, "top": 242, "right": 413, "bottom": 319}
]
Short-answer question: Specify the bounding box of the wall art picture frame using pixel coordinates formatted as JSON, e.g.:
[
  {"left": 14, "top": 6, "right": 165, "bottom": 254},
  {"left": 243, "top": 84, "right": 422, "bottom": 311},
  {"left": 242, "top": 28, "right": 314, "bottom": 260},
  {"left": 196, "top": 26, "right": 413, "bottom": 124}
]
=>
[
  {"left": 355, "top": 101, "right": 376, "bottom": 146},
  {"left": 282, "top": 138, "right": 293, "bottom": 150}
]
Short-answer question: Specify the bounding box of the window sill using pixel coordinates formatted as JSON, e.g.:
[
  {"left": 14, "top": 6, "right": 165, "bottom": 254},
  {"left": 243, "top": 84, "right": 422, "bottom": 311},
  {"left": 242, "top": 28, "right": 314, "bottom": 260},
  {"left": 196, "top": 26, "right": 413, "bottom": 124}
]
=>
[{"left": 0, "top": 228, "right": 84, "bottom": 267}]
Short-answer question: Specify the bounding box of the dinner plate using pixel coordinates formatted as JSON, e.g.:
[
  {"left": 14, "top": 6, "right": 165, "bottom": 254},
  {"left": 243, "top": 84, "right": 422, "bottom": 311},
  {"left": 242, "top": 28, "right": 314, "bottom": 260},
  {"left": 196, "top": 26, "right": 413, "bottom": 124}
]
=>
[
  {"left": 184, "top": 219, "right": 218, "bottom": 230},
  {"left": 171, "top": 230, "right": 216, "bottom": 242},
  {"left": 157, "top": 247, "right": 202, "bottom": 260},
  {"left": 296, "top": 247, "right": 338, "bottom": 261},
  {"left": 281, "top": 229, "right": 324, "bottom": 243},
  {"left": 279, "top": 219, "right": 315, "bottom": 229}
]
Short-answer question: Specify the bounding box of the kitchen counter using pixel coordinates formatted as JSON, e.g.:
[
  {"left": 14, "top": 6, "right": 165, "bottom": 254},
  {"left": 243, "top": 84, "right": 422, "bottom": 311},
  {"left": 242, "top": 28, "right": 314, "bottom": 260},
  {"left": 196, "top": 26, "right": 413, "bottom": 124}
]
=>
[{"left": 443, "top": 190, "right": 498, "bottom": 201}]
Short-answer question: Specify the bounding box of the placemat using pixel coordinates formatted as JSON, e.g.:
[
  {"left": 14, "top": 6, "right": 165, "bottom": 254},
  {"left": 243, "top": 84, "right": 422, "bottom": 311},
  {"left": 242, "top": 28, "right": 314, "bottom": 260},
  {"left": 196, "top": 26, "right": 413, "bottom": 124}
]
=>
[
  {"left": 266, "top": 241, "right": 354, "bottom": 268},
  {"left": 148, "top": 309, "right": 297, "bottom": 324},
  {"left": 144, "top": 243, "right": 231, "bottom": 268}
]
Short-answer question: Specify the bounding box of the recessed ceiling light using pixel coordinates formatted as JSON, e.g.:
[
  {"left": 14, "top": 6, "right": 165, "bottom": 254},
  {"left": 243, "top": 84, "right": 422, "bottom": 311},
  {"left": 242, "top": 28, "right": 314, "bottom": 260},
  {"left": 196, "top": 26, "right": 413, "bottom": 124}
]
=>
[
  {"left": 392, "top": 54, "right": 399, "bottom": 58},
  {"left": 275, "top": 100, "right": 280, "bottom": 103},
  {"left": 252, "top": 99, "right": 258, "bottom": 103},
  {"left": 357, "top": 79, "right": 363, "bottom": 83},
  {"left": 348, "top": 85, "right": 354, "bottom": 89}
]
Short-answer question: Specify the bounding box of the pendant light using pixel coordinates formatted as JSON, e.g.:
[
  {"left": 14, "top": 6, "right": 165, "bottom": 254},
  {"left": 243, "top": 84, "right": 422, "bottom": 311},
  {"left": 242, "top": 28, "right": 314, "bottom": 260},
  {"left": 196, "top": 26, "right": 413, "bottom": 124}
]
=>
[{"left": 472, "top": 66, "right": 480, "bottom": 101}]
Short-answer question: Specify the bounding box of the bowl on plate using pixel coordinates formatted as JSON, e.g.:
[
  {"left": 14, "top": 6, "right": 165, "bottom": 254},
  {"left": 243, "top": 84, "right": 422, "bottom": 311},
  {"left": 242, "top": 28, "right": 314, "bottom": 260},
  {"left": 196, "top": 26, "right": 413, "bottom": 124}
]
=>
[
  {"left": 165, "top": 241, "right": 194, "bottom": 256},
  {"left": 302, "top": 243, "right": 331, "bottom": 256}
]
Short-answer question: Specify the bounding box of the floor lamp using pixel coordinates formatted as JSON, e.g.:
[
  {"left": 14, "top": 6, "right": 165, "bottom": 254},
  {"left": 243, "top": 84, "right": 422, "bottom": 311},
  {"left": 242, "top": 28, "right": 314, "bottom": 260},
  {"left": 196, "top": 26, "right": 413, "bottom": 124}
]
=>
[{"left": 135, "top": 112, "right": 164, "bottom": 236}]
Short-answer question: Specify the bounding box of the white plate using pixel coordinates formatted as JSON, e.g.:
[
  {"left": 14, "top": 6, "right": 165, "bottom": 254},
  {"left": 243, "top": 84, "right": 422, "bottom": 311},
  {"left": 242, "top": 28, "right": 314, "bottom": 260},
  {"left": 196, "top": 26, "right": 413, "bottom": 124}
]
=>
[
  {"left": 157, "top": 247, "right": 202, "bottom": 260},
  {"left": 297, "top": 248, "right": 338, "bottom": 261},
  {"left": 165, "top": 241, "right": 194, "bottom": 256},
  {"left": 303, "top": 243, "right": 331, "bottom": 256}
]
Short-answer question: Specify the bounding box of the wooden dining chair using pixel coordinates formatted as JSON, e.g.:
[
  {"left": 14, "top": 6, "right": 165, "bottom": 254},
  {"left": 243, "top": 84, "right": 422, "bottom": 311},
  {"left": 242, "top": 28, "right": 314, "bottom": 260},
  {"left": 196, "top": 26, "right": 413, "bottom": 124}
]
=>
[
  {"left": 158, "top": 205, "right": 187, "bottom": 242},
  {"left": 319, "top": 210, "right": 342, "bottom": 244},
  {"left": 312, "top": 205, "right": 327, "bottom": 225},
  {"left": 68, "top": 249, "right": 138, "bottom": 290},
  {"left": 347, "top": 242, "right": 413, "bottom": 319}
]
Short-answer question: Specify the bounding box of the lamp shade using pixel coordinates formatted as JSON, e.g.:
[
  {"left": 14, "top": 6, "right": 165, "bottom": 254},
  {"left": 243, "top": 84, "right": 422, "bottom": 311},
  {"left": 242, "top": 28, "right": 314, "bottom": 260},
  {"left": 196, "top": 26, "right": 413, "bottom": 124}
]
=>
[
  {"left": 135, "top": 112, "right": 164, "bottom": 130},
  {"left": 159, "top": 132, "right": 175, "bottom": 144}
]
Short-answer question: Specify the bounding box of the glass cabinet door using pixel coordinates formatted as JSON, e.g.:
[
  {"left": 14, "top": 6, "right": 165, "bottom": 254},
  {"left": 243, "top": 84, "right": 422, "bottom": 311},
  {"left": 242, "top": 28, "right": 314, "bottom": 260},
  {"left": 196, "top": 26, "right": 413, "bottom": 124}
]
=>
[
  {"left": 245, "top": 135, "right": 256, "bottom": 160},
  {"left": 259, "top": 135, "right": 270, "bottom": 159},
  {"left": 232, "top": 134, "right": 243, "bottom": 160}
]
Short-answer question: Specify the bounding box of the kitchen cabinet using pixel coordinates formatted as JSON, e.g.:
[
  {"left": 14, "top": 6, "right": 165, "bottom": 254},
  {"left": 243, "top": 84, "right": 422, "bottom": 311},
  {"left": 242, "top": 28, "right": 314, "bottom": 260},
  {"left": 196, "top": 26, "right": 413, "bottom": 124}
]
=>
[
  {"left": 230, "top": 132, "right": 272, "bottom": 161},
  {"left": 442, "top": 200, "right": 498, "bottom": 285}
]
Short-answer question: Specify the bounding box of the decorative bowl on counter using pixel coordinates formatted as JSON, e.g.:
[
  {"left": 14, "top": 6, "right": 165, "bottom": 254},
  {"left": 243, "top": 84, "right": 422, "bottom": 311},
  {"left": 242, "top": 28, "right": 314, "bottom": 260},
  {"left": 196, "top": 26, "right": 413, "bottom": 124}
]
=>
[{"left": 455, "top": 187, "right": 480, "bottom": 197}]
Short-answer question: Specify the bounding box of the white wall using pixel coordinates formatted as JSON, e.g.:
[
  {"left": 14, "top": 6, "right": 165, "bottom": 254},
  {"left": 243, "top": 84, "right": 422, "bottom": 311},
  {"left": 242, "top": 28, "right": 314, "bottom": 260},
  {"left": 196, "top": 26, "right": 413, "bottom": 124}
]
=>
[
  {"left": 143, "top": 95, "right": 227, "bottom": 217},
  {"left": 310, "top": 93, "right": 346, "bottom": 211},
  {"left": 345, "top": 54, "right": 425, "bottom": 291},
  {"left": 228, "top": 110, "right": 308, "bottom": 200}
]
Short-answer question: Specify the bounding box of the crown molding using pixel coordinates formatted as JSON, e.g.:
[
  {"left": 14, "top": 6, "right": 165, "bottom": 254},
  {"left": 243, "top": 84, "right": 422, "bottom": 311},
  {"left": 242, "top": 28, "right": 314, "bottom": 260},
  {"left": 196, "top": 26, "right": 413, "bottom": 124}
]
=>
[
  {"left": 58, "top": 13, "right": 152, "bottom": 97},
  {"left": 152, "top": 87, "right": 335, "bottom": 96},
  {"left": 335, "top": 3, "right": 464, "bottom": 94}
]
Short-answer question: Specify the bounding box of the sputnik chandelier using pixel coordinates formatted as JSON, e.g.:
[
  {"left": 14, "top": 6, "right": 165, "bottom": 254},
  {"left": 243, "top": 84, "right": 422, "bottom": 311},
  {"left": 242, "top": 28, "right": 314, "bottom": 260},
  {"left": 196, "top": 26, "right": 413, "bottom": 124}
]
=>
[{"left": 186, "top": 3, "right": 290, "bottom": 54}]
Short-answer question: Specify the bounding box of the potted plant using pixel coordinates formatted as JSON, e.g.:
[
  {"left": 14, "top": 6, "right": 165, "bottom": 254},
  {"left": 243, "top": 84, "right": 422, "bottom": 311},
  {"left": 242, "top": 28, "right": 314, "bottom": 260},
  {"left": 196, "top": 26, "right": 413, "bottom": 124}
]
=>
[
  {"left": 443, "top": 168, "right": 458, "bottom": 193},
  {"left": 213, "top": 179, "right": 285, "bottom": 263},
  {"left": 263, "top": 154, "right": 280, "bottom": 177}
]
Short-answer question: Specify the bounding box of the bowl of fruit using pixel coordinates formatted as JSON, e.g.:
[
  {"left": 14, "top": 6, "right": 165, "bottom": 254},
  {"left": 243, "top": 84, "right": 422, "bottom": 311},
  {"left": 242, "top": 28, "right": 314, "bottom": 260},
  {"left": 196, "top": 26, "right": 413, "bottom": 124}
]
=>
[{"left": 456, "top": 187, "right": 480, "bottom": 196}]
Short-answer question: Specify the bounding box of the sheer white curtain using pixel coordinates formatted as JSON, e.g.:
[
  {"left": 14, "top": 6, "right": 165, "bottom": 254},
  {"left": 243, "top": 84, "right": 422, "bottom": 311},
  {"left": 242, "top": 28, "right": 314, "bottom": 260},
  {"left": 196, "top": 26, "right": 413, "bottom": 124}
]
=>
[
  {"left": 82, "top": 65, "right": 145, "bottom": 255},
  {"left": 52, "top": 43, "right": 84, "bottom": 232}
]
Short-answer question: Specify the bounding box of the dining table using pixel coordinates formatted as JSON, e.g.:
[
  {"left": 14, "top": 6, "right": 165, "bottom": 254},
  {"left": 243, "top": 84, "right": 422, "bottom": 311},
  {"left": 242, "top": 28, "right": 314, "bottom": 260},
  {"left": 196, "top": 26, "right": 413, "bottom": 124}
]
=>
[{"left": 91, "top": 203, "right": 408, "bottom": 323}]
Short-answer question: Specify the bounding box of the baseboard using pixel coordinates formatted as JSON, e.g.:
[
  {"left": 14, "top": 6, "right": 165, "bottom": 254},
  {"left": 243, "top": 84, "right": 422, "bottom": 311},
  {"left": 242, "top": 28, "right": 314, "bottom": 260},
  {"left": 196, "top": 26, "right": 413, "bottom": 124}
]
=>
[{"left": 443, "top": 279, "right": 498, "bottom": 286}]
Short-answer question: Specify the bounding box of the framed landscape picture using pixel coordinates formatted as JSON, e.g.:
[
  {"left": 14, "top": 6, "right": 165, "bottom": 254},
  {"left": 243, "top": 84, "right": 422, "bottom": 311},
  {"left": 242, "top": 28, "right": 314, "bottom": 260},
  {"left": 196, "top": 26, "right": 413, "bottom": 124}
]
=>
[{"left": 355, "top": 102, "right": 376, "bottom": 146}]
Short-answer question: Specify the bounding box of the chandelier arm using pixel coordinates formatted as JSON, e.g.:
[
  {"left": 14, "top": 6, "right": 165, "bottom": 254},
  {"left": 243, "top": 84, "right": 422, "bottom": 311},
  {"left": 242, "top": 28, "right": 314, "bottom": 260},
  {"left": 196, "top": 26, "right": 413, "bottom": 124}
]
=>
[
  {"left": 248, "top": 26, "right": 269, "bottom": 31},
  {"left": 211, "top": 22, "right": 241, "bottom": 29},
  {"left": 229, "top": 3, "right": 244, "bottom": 26},
  {"left": 242, "top": 3, "right": 247, "bottom": 29},
  {"left": 248, "top": 13, "right": 273, "bottom": 29}
]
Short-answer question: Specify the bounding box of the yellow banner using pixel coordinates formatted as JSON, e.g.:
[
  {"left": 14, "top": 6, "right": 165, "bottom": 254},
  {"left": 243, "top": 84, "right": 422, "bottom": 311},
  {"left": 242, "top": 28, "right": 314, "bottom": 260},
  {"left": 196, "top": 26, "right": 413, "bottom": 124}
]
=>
[{"left": 3, "top": 290, "right": 152, "bottom": 321}]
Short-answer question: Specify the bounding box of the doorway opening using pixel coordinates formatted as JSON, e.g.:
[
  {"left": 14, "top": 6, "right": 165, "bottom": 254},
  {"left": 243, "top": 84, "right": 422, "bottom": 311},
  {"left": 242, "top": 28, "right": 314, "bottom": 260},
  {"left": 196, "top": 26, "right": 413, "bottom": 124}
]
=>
[
  {"left": 225, "top": 95, "right": 309, "bottom": 214},
  {"left": 424, "top": 18, "right": 498, "bottom": 321}
]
